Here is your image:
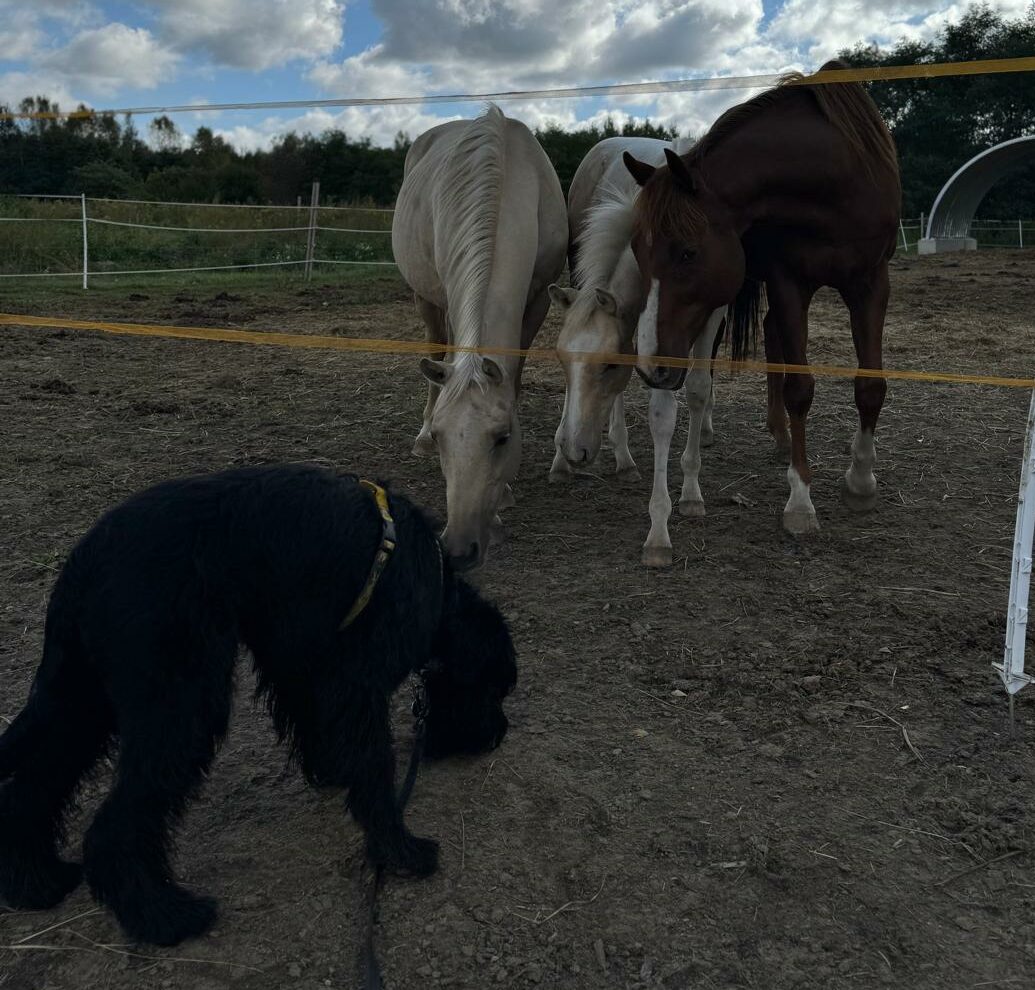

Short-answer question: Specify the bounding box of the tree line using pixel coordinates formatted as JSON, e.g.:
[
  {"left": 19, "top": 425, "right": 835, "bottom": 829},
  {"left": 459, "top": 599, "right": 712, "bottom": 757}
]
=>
[{"left": 1, "top": 3, "right": 1032, "bottom": 218}]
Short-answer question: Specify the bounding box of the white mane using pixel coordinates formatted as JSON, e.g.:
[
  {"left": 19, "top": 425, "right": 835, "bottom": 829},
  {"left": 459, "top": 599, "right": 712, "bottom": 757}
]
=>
[
  {"left": 436, "top": 103, "right": 507, "bottom": 405},
  {"left": 573, "top": 181, "right": 638, "bottom": 291}
]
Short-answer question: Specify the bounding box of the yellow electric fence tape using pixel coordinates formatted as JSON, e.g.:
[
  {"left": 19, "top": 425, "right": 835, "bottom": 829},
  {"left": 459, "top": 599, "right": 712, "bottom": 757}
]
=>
[{"left": 2, "top": 312, "right": 1033, "bottom": 390}]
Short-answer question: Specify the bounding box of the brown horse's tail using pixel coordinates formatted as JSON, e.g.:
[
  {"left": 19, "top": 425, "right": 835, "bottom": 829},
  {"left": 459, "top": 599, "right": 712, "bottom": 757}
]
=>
[{"left": 728, "top": 278, "right": 766, "bottom": 362}]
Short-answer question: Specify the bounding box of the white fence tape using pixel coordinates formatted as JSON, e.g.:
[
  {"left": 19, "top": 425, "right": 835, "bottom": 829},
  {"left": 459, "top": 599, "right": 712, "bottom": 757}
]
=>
[
  {"left": 1, "top": 194, "right": 398, "bottom": 281},
  {"left": 16, "top": 194, "right": 393, "bottom": 212}
]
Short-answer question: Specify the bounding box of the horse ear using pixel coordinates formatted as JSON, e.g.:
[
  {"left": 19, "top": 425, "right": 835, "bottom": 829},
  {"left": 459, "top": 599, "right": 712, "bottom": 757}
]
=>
[
  {"left": 420, "top": 358, "right": 453, "bottom": 387},
  {"left": 664, "top": 148, "right": 696, "bottom": 194},
  {"left": 481, "top": 356, "right": 505, "bottom": 385},
  {"left": 548, "top": 283, "right": 578, "bottom": 309},
  {"left": 623, "top": 152, "right": 656, "bottom": 187},
  {"left": 594, "top": 288, "right": 618, "bottom": 316}
]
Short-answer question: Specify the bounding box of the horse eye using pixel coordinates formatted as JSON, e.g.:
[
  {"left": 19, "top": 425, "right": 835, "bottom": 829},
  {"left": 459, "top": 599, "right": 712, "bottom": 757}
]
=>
[
  {"left": 494, "top": 433, "right": 511, "bottom": 448},
  {"left": 679, "top": 248, "right": 696, "bottom": 264}
]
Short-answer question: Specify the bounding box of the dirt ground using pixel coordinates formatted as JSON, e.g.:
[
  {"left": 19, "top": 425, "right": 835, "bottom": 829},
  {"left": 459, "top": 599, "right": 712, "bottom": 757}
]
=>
[{"left": 1, "top": 252, "right": 1034, "bottom": 990}]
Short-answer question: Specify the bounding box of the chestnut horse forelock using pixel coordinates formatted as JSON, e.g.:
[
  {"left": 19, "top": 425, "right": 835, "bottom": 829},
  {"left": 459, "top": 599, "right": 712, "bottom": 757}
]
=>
[{"left": 631, "top": 172, "right": 708, "bottom": 264}]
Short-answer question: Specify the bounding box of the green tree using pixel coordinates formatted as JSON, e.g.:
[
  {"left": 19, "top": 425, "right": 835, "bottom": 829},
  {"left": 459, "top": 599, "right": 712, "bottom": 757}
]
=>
[{"left": 840, "top": 2, "right": 1035, "bottom": 217}]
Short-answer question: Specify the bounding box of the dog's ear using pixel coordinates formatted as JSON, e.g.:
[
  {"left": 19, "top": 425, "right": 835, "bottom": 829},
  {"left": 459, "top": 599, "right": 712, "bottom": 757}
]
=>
[{"left": 440, "top": 579, "right": 516, "bottom": 695}]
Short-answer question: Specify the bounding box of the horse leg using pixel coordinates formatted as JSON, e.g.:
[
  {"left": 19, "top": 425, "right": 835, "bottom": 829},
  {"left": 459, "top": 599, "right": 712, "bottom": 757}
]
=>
[
  {"left": 609, "top": 393, "right": 639, "bottom": 479},
  {"left": 768, "top": 275, "right": 818, "bottom": 534},
  {"left": 679, "top": 312, "right": 722, "bottom": 517},
  {"left": 702, "top": 379, "right": 716, "bottom": 447},
  {"left": 840, "top": 266, "right": 890, "bottom": 512},
  {"left": 702, "top": 312, "right": 725, "bottom": 448},
  {"left": 764, "top": 323, "right": 791, "bottom": 460},
  {"left": 643, "top": 387, "right": 678, "bottom": 567},
  {"left": 414, "top": 294, "right": 447, "bottom": 457}
]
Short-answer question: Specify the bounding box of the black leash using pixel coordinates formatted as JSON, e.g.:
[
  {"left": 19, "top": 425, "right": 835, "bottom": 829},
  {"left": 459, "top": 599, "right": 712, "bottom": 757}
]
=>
[{"left": 358, "top": 675, "right": 430, "bottom": 989}]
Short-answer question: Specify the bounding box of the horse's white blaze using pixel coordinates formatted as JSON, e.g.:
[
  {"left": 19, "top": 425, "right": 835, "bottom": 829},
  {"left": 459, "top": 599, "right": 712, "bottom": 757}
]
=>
[
  {"left": 844, "top": 427, "right": 877, "bottom": 496},
  {"left": 644, "top": 387, "right": 678, "bottom": 558},
  {"left": 636, "top": 278, "right": 660, "bottom": 372},
  {"left": 557, "top": 326, "right": 598, "bottom": 459}
]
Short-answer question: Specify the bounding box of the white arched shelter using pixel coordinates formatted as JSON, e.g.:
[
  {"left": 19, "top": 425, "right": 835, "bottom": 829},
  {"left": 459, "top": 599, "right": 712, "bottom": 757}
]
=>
[{"left": 918, "top": 135, "right": 1035, "bottom": 254}]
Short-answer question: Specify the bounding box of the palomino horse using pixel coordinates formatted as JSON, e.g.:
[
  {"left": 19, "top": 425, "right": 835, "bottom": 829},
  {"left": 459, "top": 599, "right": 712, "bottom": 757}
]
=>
[
  {"left": 392, "top": 104, "right": 567, "bottom": 570},
  {"left": 623, "top": 61, "right": 901, "bottom": 534},
  {"left": 548, "top": 135, "right": 726, "bottom": 567}
]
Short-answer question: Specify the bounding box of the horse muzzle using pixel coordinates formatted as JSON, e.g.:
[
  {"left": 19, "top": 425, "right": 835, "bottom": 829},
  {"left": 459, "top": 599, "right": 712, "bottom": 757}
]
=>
[{"left": 635, "top": 364, "right": 687, "bottom": 391}]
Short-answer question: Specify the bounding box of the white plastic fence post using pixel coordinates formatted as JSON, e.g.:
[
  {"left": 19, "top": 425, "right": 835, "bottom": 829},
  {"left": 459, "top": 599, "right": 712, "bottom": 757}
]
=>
[
  {"left": 995, "top": 388, "right": 1035, "bottom": 695},
  {"left": 899, "top": 219, "right": 908, "bottom": 251},
  {"left": 81, "top": 193, "right": 89, "bottom": 290},
  {"left": 305, "top": 181, "right": 320, "bottom": 282}
]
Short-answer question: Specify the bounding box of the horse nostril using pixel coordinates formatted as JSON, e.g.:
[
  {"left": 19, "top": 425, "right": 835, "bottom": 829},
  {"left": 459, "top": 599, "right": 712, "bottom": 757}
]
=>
[
  {"left": 578, "top": 448, "right": 589, "bottom": 463},
  {"left": 450, "top": 542, "right": 480, "bottom": 572}
]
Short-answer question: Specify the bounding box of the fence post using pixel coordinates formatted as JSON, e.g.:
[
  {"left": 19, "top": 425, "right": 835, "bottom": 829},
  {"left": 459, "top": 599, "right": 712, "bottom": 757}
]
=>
[
  {"left": 899, "top": 219, "right": 908, "bottom": 252},
  {"left": 81, "top": 193, "right": 89, "bottom": 290},
  {"left": 994, "top": 387, "right": 1035, "bottom": 698},
  {"left": 1020, "top": 219, "right": 1024, "bottom": 249},
  {"left": 304, "top": 181, "right": 320, "bottom": 282}
]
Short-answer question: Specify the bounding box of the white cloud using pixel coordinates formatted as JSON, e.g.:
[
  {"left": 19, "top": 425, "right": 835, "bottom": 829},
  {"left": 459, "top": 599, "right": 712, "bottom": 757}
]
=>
[
  {"left": 308, "top": 44, "right": 430, "bottom": 97},
  {"left": 0, "top": 23, "right": 43, "bottom": 62},
  {"left": 142, "top": 0, "right": 345, "bottom": 71},
  {"left": 769, "top": 0, "right": 1033, "bottom": 60},
  {"left": 39, "top": 24, "right": 180, "bottom": 94},
  {"left": 214, "top": 103, "right": 460, "bottom": 150},
  {"left": 0, "top": 71, "right": 78, "bottom": 111}
]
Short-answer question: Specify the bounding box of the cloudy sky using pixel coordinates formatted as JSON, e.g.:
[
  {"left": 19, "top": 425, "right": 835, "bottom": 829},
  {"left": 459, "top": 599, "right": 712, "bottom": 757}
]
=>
[{"left": 1, "top": 1, "right": 1029, "bottom": 150}]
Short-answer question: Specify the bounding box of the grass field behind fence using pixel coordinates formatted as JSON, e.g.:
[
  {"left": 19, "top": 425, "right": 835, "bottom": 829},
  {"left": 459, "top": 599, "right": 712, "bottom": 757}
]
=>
[
  {"left": 0, "top": 197, "right": 395, "bottom": 276},
  {"left": 0, "top": 197, "right": 1031, "bottom": 279}
]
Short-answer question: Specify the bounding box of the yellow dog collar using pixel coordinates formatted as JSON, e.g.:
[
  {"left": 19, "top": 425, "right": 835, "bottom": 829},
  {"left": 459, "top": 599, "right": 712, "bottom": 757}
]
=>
[{"left": 340, "top": 479, "right": 397, "bottom": 629}]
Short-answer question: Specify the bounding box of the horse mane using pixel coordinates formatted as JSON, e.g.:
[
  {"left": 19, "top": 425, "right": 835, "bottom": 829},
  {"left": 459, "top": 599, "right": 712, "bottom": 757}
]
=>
[
  {"left": 636, "top": 59, "right": 899, "bottom": 246},
  {"left": 690, "top": 60, "right": 897, "bottom": 178},
  {"left": 573, "top": 181, "right": 638, "bottom": 291},
  {"left": 436, "top": 103, "right": 507, "bottom": 406}
]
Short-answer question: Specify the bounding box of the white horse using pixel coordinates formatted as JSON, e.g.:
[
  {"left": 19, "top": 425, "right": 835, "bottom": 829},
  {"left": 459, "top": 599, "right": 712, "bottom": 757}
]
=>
[
  {"left": 547, "top": 135, "right": 726, "bottom": 567},
  {"left": 392, "top": 104, "right": 567, "bottom": 571}
]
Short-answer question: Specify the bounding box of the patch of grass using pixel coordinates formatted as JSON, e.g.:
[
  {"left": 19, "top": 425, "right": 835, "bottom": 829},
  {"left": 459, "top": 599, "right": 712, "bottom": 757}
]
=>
[{"left": 0, "top": 265, "right": 411, "bottom": 315}]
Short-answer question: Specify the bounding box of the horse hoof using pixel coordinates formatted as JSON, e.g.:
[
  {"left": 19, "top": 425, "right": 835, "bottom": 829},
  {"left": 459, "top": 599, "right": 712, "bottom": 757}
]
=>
[
  {"left": 616, "top": 466, "right": 641, "bottom": 483},
  {"left": 840, "top": 476, "right": 878, "bottom": 513},
  {"left": 678, "top": 499, "right": 706, "bottom": 518},
  {"left": 642, "top": 545, "right": 673, "bottom": 568},
  {"left": 412, "top": 436, "right": 436, "bottom": 458},
  {"left": 783, "top": 509, "right": 820, "bottom": 535}
]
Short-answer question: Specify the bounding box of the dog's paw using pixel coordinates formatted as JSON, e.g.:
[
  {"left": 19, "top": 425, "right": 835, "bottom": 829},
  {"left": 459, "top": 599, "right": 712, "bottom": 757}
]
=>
[
  {"left": 116, "top": 886, "right": 218, "bottom": 947},
  {"left": 0, "top": 857, "right": 82, "bottom": 910},
  {"left": 370, "top": 832, "right": 439, "bottom": 878}
]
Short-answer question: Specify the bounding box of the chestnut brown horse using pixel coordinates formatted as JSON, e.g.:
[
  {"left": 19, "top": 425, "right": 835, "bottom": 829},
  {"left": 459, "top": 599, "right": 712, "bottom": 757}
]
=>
[{"left": 623, "top": 60, "right": 901, "bottom": 534}]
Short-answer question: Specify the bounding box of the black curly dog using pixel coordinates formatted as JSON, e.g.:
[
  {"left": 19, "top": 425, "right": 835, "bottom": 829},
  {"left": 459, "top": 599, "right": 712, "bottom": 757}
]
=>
[{"left": 0, "top": 464, "right": 516, "bottom": 946}]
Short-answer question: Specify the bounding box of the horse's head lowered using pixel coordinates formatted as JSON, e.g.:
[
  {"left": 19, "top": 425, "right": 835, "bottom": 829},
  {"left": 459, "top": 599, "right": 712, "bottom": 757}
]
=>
[
  {"left": 624, "top": 149, "right": 743, "bottom": 390},
  {"left": 419, "top": 355, "right": 519, "bottom": 572},
  {"left": 549, "top": 283, "right": 634, "bottom": 467}
]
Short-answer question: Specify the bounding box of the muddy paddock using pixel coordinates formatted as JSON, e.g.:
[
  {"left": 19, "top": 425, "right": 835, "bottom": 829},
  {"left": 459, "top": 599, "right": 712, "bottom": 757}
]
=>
[{"left": 1, "top": 251, "right": 1034, "bottom": 989}]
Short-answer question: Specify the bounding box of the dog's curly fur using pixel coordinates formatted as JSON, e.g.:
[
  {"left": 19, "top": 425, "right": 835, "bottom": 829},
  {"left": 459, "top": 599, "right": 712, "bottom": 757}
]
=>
[{"left": 0, "top": 464, "right": 516, "bottom": 946}]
